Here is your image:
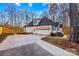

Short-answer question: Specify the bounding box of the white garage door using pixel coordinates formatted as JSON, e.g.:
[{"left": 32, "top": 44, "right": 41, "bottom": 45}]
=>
[
  {"left": 26, "top": 27, "right": 35, "bottom": 33},
  {"left": 34, "top": 25, "right": 52, "bottom": 35},
  {"left": 26, "top": 25, "right": 52, "bottom": 35},
  {"left": 34, "top": 30, "right": 51, "bottom": 35}
]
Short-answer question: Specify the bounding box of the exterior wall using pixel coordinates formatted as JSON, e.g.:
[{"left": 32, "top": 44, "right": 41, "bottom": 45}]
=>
[{"left": 26, "top": 25, "right": 52, "bottom": 35}]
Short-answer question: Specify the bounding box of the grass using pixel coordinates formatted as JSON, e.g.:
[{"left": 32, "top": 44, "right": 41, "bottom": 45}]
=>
[
  {"left": 42, "top": 36, "right": 79, "bottom": 55},
  {"left": 0, "top": 34, "right": 8, "bottom": 43}
]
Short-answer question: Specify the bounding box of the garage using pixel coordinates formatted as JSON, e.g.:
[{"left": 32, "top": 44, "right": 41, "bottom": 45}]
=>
[{"left": 24, "top": 17, "right": 54, "bottom": 35}]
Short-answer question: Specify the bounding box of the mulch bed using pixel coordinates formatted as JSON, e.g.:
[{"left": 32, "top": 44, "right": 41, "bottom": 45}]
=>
[
  {"left": 17, "top": 32, "right": 33, "bottom": 34},
  {"left": 42, "top": 37, "right": 79, "bottom": 55}
]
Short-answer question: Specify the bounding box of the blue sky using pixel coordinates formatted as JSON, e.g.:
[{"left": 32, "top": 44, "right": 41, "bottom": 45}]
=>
[
  {"left": 0, "top": 3, "right": 49, "bottom": 17},
  {"left": 16, "top": 3, "right": 49, "bottom": 11},
  {"left": 0, "top": 3, "right": 49, "bottom": 24}
]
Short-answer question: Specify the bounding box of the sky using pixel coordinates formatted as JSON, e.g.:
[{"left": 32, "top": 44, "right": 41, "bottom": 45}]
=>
[
  {"left": 0, "top": 3, "right": 70, "bottom": 26},
  {"left": 0, "top": 3, "right": 49, "bottom": 17},
  {"left": 0, "top": 3, "right": 49, "bottom": 26}
]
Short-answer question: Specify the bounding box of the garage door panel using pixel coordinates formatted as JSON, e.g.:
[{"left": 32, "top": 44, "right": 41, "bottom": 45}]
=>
[{"left": 35, "top": 30, "right": 51, "bottom": 35}]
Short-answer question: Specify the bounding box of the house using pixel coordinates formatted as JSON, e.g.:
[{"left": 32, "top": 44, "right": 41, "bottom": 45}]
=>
[
  {"left": 24, "top": 17, "right": 57, "bottom": 35},
  {"left": 0, "top": 25, "right": 24, "bottom": 34}
]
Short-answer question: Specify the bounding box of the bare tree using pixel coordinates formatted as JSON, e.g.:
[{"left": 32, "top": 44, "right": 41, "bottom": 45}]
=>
[
  {"left": 59, "top": 4, "right": 69, "bottom": 27},
  {"left": 18, "top": 9, "right": 30, "bottom": 27},
  {"left": 49, "top": 3, "right": 58, "bottom": 22},
  {"left": 0, "top": 11, "right": 3, "bottom": 26},
  {"left": 23, "top": 9, "right": 30, "bottom": 26},
  {"left": 49, "top": 3, "right": 59, "bottom": 34},
  {"left": 7, "top": 4, "right": 16, "bottom": 27},
  {"left": 0, "top": 10, "right": 6, "bottom": 26},
  {"left": 40, "top": 10, "right": 50, "bottom": 18},
  {"left": 29, "top": 10, "right": 37, "bottom": 20}
]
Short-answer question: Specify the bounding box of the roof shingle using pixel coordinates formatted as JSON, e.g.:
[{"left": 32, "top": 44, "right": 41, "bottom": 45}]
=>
[{"left": 25, "top": 17, "right": 54, "bottom": 27}]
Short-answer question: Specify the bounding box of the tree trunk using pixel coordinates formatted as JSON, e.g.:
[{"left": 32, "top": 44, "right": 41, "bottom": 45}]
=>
[{"left": 69, "top": 3, "right": 79, "bottom": 43}]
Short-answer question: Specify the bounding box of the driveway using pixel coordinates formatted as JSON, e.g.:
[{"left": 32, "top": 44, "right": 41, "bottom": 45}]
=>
[
  {"left": 0, "top": 34, "right": 76, "bottom": 56},
  {"left": 0, "top": 34, "right": 52, "bottom": 56},
  {"left": 0, "top": 34, "right": 46, "bottom": 51}
]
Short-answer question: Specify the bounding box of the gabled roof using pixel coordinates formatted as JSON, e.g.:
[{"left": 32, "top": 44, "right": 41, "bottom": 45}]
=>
[
  {"left": 25, "top": 17, "right": 54, "bottom": 27},
  {"left": 38, "top": 17, "right": 53, "bottom": 26}
]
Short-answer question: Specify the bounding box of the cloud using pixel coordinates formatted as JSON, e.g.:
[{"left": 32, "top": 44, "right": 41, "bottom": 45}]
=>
[
  {"left": 42, "top": 3, "right": 49, "bottom": 6},
  {"left": 42, "top": 3, "right": 46, "bottom": 6},
  {"left": 39, "top": 11, "right": 42, "bottom": 14},
  {"left": 28, "top": 3, "right": 32, "bottom": 7},
  {"left": 15, "top": 3, "right": 21, "bottom": 6},
  {"left": 35, "top": 11, "right": 42, "bottom": 18}
]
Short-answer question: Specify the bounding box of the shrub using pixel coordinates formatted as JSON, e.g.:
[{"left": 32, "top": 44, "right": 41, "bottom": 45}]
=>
[
  {"left": 50, "top": 32, "right": 64, "bottom": 37},
  {"left": 0, "top": 34, "right": 8, "bottom": 43},
  {"left": 56, "top": 32, "right": 64, "bottom": 37},
  {"left": 50, "top": 33, "right": 56, "bottom": 36}
]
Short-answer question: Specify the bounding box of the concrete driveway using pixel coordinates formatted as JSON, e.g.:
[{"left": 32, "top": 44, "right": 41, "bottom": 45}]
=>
[
  {"left": 0, "top": 34, "right": 52, "bottom": 56},
  {"left": 0, "top": 34, "right": 76, "bottom": 56},
  {"left": 0, "top": 34, "right": 46, "bottom": 51}
]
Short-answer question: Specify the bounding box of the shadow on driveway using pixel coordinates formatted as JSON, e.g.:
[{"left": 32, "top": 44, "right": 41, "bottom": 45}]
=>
[{"left": 0, "top": 43, "right": 53, "bottom": 56}]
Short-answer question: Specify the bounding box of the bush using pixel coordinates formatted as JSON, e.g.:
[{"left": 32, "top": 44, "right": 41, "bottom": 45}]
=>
[
  {"left": 56, "top": 32, "right": 64, "bottom": 37},
  {"left": 0, "top": 34, "right": 8, "bottom": 43},
  {"left": 50, "top": 32, "right": 64, "bottom": 37},
  {"left": 50, "top": 33, "right": 56, "bottom": 36}
]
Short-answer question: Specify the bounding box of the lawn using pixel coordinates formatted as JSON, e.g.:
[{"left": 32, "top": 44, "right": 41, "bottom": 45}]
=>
[
  {"left": 42, "top": 36, "right": 79, "bottom": 55},
  {"left": 0, "top": 34, "right": 8, "bottom": 43}
]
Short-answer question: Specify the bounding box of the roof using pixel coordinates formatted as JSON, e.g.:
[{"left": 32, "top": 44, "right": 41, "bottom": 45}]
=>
[
  {"left": 38, "top": 17, "right": 53, "bottom": 26},
  {"left": 25, "top": 17, "right": 54, "bottom": 27}
]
